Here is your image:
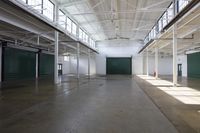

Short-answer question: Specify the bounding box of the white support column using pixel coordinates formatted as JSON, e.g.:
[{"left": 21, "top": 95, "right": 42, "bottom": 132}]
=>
[
  {"left": 54, "top": 31, "right": 59, "bottom": 84},
  {"left": 77, "top": 43, "right": 80, "bottom": 79},
  {"left": 155, "top": 47, "right": 159, "bottom": 79},
  {"left": 88, "top": 49, "right": 91, "bottom": 78},
  {"left": 146, "top": 48, "right": 149, "bottom": 76},
  {"left": 173, "top": 24, "right": 178, "bottom": 86},
  {"left": 35, "top": 35, "right": 39, "bottom": 79},
  {"left": 0, "top": 44, "right": 2, "bottom": 82},
  {"left": 69, "top": 55, "right": 71, "bottom": 73}
]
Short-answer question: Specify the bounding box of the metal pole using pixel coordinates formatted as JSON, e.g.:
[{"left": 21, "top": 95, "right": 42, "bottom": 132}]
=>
[
  {"left": 146, "top": 48, "right": 149, "bottom": 76},
  {"left": 88, "top": 49, "right": 91, "bottom": 78},
  {"left": 77, "top": 43, "right": 80, "bottom": 79},
  {"left": 36, "top": 35, "right": 39, "bottom": 79},
  {"left": 54, "top": 31, "right": 59, "bottom": 84},
  {"left": 155, "top": 47, "right": 158, "bottom": 79},
  {"left": 173, "top": 24, "right": 178, "bottom": 86}
]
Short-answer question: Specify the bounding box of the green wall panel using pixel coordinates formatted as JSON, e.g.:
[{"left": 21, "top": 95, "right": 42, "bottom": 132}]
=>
[
  {"left": 106, "top": 58, "right": 132, "bottom": 75},
  {"left": 39, "top": 53, "right": 54, "bottom": 77},
  {"left": 3, "top": 47, "right": 36, "bottom": 81},
  {"left": 187, "top": 52, "right": 200, "bottom": 78}
]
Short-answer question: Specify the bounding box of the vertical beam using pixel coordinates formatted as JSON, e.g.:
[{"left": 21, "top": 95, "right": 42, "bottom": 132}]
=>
[
  {"left": 88, "top": 49, "right": 91, "bottom": 78},
  {"left": 54, "top": 2, "right": 59, "bottom": 84},
  {"left": 77, "top": 43, "right": 80, "bottom": 79},
  {"left": 35, "top": 53, "right": 39, "bottom": 79},
  {"left": 146, "top": 48, "right": 149, "bottom": 76},
  {"left": 54, "top": 31, "right": 59, "bottom": 84},
  {"left": 35, "top": 35, "right": 39, "bottom": 79},
  {"left": 155, "top": 47, "right": 158, "bottom": 79},
  {"left": 69, "top": 55, "right": 71, "bottom": 73},
  {"left": 173, "top": 24, "right": 178, "bottom": 86},
  {"left": 0, "top": 44, "right": 2, "bottom": 82}
]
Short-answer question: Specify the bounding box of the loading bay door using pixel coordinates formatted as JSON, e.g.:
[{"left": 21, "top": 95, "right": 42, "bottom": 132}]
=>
[{"left": 106, "top": 57, "right": 132, "bottom": 75}]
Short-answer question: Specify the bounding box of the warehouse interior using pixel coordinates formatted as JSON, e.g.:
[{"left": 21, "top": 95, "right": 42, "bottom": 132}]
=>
[{"left": 0, "top": 0, "right": 200, "bottom": 133}]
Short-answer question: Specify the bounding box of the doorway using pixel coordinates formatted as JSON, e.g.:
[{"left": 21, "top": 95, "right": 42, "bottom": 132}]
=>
[
  {"left": 58, "top": 64, "right": 63, "bottom": 75},
  {"left": 178, "top": 64, "right": 182, "bottom": 76}
]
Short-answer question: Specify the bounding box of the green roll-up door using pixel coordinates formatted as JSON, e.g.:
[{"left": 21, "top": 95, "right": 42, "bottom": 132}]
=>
[
  {"left": 106, "top": 58, "right": 132, "bottom": 75},
  {"left": 3, "top": 47, "right": 36, "bottom": 81},
  {"left": 39, "top": 53, "right": 54, "bottom": 77},
  {"left": 187, "top": 52, "right": 200, "bottom": 78}
]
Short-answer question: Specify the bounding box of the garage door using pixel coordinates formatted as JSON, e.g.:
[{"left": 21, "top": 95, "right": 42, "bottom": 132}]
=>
[
  {"left": 3, "top": 47, "right": 36, "bottom": 81},
  {"left": 39, "top": 53, "right": 54, "bottom": 77},
  {"left": 187, "top": 52, "right": 200, "bottom": 78},
  {"left": 106, "top": 57, "right": 132, "bottom": 75}
]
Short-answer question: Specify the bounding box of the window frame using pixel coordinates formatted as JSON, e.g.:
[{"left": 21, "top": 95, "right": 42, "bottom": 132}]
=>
[
  {"left": 58, "top": 9, "right": 66, "bottom": 29},
  {"left": 43, "top": 0, "right": 55, "bottom": 21},
  {"left": 66, "top": 17, "right": 72, "bottom": 33}
]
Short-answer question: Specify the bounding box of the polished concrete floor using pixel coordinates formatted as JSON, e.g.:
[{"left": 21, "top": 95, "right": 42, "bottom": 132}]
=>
[
  {"left": 135, "top": 75, "right": 200, "bottom": 133},
  {"left": 0, "top": 75, "right": 194, "bottom": 133}
]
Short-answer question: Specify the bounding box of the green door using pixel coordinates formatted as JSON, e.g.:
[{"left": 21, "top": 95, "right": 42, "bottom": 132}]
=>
[
  {"left": 187, "top": 52, "right": 200, "bottom": 78},
  {"left": 3, "top": 47, "right": 36, "bottom": 81},
  {"left": 106, "top": 58, "right": 132, "bottom": 75},
  {"left": 39, "top": 53, "right": 54, "bottom": 77}
]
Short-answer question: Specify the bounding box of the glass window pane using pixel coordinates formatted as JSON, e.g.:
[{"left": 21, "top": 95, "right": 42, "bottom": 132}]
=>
[
  {"left": 178, "top": 0, "right": 190, "bottom": 12},
  {"left": 153, "top": 26, "right": 157, "bottom": 37},
  {"left": 64, "top": 56, "right": 69, "bottom": 61},
  {"left": 43, "top": 0, "right": 54, "bottom": 21},
  {"left": 93, "top": 40, "right": 96, "bottom": 48},
  {"left": 83, "top": 32, "right": 86, "bottom": 42},
  {"left": 79, "top": 28, "right": 83, "bottom": 40},
  {"left": 66, "top": 17, "right": 72, "bottom": 33},
  {"left": 72, "top": 22, "right": 77, "bottom": 35},
  {"left": 27, "top": 0, "right": 42, "bottom": 13},
  {"left": 89, "top": 38, "right": 92, "bottom": 46},
  {"left": 158, "top": 18, "right": 163, "bottom": 32},
  {"left": 167, "top": 3, "right": 174, "bottom": 22},
  {"left": 162, "top": 12, "right": 167, "bottom": 27},
  {"left": 21, "top": 0, "right": 27, "bottom": 3},
  {"left": 85, "top": 34, "right": 88, "bottom": 43},
  {"left": 58, "top": 10, "right": 65, "bottom": 28}
]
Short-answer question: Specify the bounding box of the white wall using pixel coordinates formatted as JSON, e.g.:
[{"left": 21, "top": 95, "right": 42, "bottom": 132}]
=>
[
  {"left": 132, "top": 55, "right": 144, "bottom": 75},
  {"left": 143, "top": 54, "right": 188, "bottom": 77},
  {"left": 96, "top": 40, "right": 144, "bottom": 75},
  {"left": 144, "top": 55, "right": 173, "bottom": 75},
  {"left": 59, "top": 54, "right": 96, "bottom": 75}
]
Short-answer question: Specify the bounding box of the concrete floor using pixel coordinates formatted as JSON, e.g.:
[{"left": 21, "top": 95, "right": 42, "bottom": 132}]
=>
[
  {"left": 135, "top": 75, "right": 200, "bottom": 133},
  {"left": 0, "top": 75, "right": 184, "bottom": 133}
]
